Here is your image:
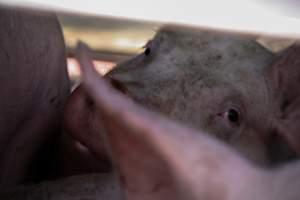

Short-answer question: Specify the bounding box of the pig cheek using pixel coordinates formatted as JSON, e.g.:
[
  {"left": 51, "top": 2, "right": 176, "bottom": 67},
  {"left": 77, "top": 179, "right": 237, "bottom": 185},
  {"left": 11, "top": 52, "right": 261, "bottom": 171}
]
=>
[{"left": 231, "top": 132, "right": 269, "bottom": 166}]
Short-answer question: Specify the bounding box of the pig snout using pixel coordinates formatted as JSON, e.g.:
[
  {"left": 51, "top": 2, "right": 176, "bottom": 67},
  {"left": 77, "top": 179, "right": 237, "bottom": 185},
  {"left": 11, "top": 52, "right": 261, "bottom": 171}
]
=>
[
  {"left": 61, "top": 76, "right": 130, "bottom": 176},
  {"left": 62, "top": 85, "right": 112, "bottom": 175}
]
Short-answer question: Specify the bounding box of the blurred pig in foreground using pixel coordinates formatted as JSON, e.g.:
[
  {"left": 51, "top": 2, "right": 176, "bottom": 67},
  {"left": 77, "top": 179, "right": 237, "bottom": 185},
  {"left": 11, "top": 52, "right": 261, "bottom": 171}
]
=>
[{"left": 0, "top": 7, "right": 70, "bottom": 186}]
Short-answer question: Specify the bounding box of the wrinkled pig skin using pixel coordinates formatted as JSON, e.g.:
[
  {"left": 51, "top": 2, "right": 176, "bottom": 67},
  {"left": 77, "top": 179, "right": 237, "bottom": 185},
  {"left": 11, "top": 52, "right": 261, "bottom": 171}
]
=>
[
  {"left": 64, "top": 26, "right": 296, "bottom": 170},
  {"left": 0, "top": 7, "right": 70, "bottom": 186}
]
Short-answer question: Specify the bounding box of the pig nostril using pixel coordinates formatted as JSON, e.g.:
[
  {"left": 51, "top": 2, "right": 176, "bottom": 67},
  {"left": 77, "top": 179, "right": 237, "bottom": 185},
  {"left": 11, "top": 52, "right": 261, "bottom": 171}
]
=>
[{"left": 110, "top": 79, "right": 129, "bottom": 95}]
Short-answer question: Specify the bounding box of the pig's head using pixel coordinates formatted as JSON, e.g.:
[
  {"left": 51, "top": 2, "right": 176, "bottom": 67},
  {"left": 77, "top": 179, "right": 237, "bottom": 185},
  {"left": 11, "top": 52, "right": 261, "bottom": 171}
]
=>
[
  {"left": 107, "top": 26, "right": 276, "bottom": 165},
  {"left": 73, "top": 43, "right": 297, "bottom": 200},
  {"left": 64, "top": 26, "right": 298, "bottom": 169}
]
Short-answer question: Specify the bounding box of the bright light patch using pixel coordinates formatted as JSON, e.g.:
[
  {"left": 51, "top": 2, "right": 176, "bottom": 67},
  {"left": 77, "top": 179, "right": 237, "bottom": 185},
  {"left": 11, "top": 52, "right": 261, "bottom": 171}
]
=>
[
  {"left": 67, "top": 57, "right": 116, "bottom": 77},
  {"left": 2, "top": 0, "right": 300, "bottom": 38},
  {"left": 114, "top": 38, "right": 145, "bottom": 49}
]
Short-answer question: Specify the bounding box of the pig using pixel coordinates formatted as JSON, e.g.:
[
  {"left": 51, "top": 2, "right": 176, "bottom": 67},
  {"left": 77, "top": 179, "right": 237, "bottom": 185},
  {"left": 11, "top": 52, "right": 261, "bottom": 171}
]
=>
[
  {"left": 0, "top": 7, "right": 70, "bottom": 186},
  {"left": 2, "top": 41, "right": 300, "bottom": 200},
  {"left": 73, "top": 43, "right": 300, "bottom": 200},
  {"left": 71, "top": 43, "right": 300, "bottom": 200},
  {"left": 64, "top": 25, "right": 297, "bottom": 171}
]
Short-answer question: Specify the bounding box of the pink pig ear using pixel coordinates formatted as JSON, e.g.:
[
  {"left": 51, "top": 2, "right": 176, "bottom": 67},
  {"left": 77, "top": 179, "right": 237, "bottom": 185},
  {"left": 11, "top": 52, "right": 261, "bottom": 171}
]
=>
[
  {"left": 75, "top": 42, "right": 257, "bottom": 200},
  {"left": 267, "top": 43, "right": 300, "bottom": 154}
]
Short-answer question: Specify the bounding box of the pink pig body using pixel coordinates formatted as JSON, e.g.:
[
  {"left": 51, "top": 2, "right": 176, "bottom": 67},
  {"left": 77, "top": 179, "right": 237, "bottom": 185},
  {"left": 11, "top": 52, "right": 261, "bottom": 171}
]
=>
[{"left": 0, "top": 7, "right": 70, "bottom": 186}]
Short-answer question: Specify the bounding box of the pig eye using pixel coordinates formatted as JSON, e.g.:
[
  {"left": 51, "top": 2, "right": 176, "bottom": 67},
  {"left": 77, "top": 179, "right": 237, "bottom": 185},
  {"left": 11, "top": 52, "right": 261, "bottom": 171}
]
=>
[
  {"left": 144, "top": 47, "right": 151, "bottom": 55},
  {"left": 226, "top": 108, "right": 239, "bottom": 123},
  {"left": 218, "top": 107, "right": 241, "bottom": 126}
]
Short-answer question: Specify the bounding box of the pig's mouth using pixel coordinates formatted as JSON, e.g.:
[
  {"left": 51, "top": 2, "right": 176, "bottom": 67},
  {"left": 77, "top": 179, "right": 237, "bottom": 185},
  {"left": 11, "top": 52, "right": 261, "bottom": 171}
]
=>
[{"left": 109, "top": 78, "right": 130, "bottom": 96}]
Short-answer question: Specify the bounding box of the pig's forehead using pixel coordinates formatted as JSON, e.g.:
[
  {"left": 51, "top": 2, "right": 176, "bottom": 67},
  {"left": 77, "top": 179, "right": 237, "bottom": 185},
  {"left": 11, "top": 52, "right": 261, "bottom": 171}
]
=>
[
  {"left": 154, "top": 25, "right": 258, "bottom": 46},
  {"left": 149, "top": 26, "right": 272, "bottom": 104},
  {"left": 152, "top": 25, "right": 274, "bottom": 73}
]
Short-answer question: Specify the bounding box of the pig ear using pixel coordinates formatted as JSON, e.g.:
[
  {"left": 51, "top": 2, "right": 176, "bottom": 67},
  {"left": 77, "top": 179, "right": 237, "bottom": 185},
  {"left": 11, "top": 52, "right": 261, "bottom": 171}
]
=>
[
  {"left": 75, "top": 42, "right": 253, "bottom": 200},
  {"left": 267, "top": 43, "right": 300, "bottom": 154}
]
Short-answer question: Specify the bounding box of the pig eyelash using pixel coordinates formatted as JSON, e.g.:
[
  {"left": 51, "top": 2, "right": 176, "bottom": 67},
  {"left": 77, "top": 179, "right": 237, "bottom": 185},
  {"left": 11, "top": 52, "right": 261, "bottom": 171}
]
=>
[
  {"left": 141, "top": 43, "right": 152, "bottom": 56},
  {"left": 142, "top": 39, "right": 155, "bottom": 49}
]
